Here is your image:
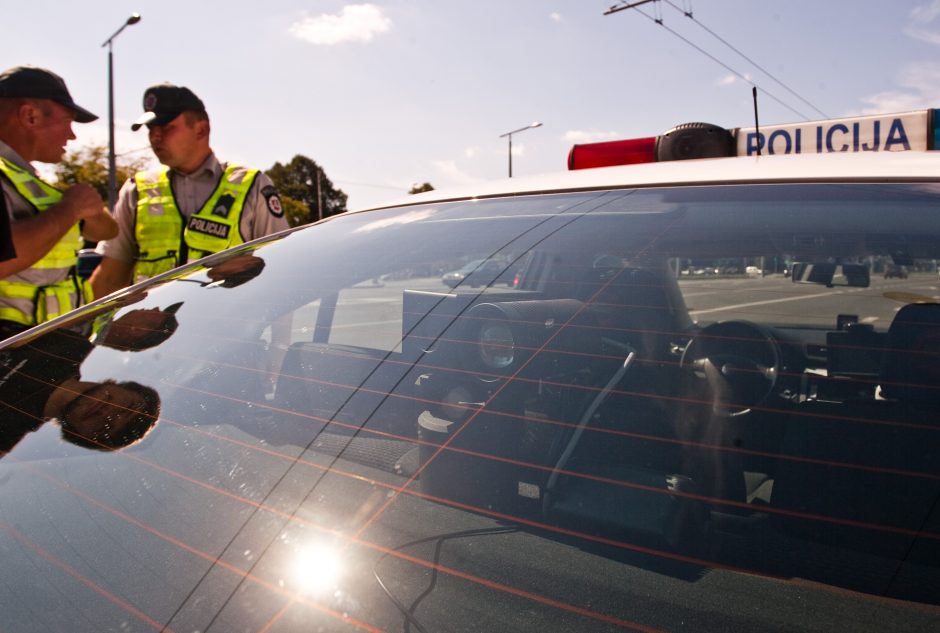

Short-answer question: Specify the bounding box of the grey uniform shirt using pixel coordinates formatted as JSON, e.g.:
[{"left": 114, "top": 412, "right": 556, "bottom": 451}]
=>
[{"left": 97, "top": 152, "right": 288, "bottom": 264}]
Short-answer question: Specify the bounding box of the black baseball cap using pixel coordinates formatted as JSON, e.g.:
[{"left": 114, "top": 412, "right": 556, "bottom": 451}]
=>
[
  {"left": 0, "top": 66, "right": 98, "bottom": 123},
  {"left": 99, "top": 301, "right": 184, "bottom": 352},
  {"left": 131, "top": 83, "right": 206, "bottom": 131}
]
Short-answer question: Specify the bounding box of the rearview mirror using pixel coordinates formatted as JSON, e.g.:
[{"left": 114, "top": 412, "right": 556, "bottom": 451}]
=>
[{"left": 791, "top": 262, "right": 870, "bottom": 288}]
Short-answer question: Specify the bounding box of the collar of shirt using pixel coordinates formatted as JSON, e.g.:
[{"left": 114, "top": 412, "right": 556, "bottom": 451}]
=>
[
  {"left": 0, "top": 139, "right": 39, "bottom": 177},
  {"left": 165, "top": 151, "right": 228, "bottom": 216},
  {"left": 168, "top": 151, "right": 222, "bottom": 183}
]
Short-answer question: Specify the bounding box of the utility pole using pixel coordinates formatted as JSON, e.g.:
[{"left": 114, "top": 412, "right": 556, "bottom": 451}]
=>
[
  {"left": 316, "top": 167, "right": 323, "bottom": 221},
  {"left": 499, "top": 122, "right": 543, "bottom": 178},
  {"left": 101, "top": 13, "right": 141, "bottom": 211}
]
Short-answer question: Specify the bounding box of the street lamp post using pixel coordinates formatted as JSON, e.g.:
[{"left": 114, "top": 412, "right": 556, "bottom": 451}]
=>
[
  {"left": 101, "top": 13, "right": 141, "bottom": 212},
  {"left": 499, "top": 122, "right": 542, "bottom": 177}
]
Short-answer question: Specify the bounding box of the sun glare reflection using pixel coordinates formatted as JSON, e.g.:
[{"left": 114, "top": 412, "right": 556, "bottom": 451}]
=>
[{"left": 293, "top": 542, "right": 344, "bottom": 593}]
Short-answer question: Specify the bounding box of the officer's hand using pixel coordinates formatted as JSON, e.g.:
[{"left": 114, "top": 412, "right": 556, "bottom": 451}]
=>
[
  {"left": 60, "top": 183, "right": 106, "bottom": 220},
  {"left": 59, "top": 184, "right": 118, "bottom": 240}
]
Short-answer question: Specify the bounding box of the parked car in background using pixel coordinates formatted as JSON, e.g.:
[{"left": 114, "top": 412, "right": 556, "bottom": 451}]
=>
[
  {"left": 441, "top": 258, "right": 516, "bottom": 288},
  {"left": 2, "top": 107, "right": 940, "bottom": 632},
  {"left": 884, "top": 263, "right": 909, "bottom": 278}
]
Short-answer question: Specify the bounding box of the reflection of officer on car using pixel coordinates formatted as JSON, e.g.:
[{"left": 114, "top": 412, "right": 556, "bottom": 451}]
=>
[
  {"left": 90, "top": 300, "right": 183, "bottom": 351},
  {"left": 176, "top": 253, "right": 266, "bottom": 289},
  {"left": 0, "top": 329, "right": 160, "bottom": 455},
  {"left": 205, "top": 253, "right": 265, "bottom": 287},
  {"left": 90, "top": 83, "right": 289, "bottom": 299},
  {"left": 0, "top": 66, "right": 119, "bottom": 338}
]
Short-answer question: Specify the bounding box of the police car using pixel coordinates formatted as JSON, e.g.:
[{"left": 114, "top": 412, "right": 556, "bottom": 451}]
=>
[{"left": 1, "top": 108, "right": 939, "bottom": 632}]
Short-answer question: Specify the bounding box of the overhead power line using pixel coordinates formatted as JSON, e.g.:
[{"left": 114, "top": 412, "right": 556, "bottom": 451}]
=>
[
  {"left": 660, "top": 0, "right": 829, "bottom": 119},
  {"left": 604, "top": 0, "right": 658, "bottom": 15},
  {"left": 605, "top": 0, "right": 826, "bottom": 121}
]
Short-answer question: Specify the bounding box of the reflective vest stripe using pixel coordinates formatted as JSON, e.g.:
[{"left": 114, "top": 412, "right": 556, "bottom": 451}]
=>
[
  {"left": 0, "top": 157, "right": 84, "bottom": 326},
  {"left": 0, "top": 158, "right": 81, "bottom": 269},
  {"left": 133, "top": 165, "right": 257, "bottom": 282},
  {"left": 0, "top": 278, "right": 82, "bottom": 325}
]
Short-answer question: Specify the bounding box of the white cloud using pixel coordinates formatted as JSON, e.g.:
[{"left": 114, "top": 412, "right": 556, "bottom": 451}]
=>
[
  {"left": 716, "top": 74, "right": 738, "bottom": 86},
  {"left": 563, "top": 130, "right": 620, "bottom": 143},
  {"left": 289, "top": 4, "right": 392, "bottom": 45},
  {"left": 715, "top": 73, "right": 751, "bottom": 87},
  {"left": 432, "top": 159, "right": 480, "bottom": 186},
  {"left": 464, "top": 146, "right": 480, "bottom": 158},
  {"left": 905, "top": 27, "right": 940, "bottom": 45},
  {"left": 550, "top": 12, "right": 562, "bottom": 22},
  {"left": 865, "top": 7, "right": 940, "bottom": 112},
  {"left": 856, "top": 62, "right": 940, "bottom": 114},
  {"left": 911, "top": 0, "right": 940, "bottom": 23},
  {"left": 906, "top": 2, "right": 940, "bottom": 45}
]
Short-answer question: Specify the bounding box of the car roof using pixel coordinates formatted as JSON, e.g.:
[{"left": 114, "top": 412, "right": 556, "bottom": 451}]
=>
[{"left": 356, "top": 151, "right": 940, "bottom": 212}]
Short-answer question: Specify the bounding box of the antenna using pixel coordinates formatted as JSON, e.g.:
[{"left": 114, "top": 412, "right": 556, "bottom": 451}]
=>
[{"left": 752, "top": 86, "right": 761, "bottom": 157}]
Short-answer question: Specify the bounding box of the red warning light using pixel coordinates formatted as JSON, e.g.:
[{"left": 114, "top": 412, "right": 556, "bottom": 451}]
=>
[{"left": 568, "top": 137, "right": 657, "bottom": 170}]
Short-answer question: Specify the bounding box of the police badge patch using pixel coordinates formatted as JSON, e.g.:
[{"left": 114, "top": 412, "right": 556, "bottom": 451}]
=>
[
  {"left": 261, "top": 185, "right": 284, "bottom": 218},
  {"left": 188, "top": 216, "right": 230, "bottom": 239},
  {"left": 212, "top": 194, "right": 236, "bottom": 218}
]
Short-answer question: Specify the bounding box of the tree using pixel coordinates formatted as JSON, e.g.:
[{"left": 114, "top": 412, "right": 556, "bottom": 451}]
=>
[
  {"left": 265, "top": 155, "right": 347, "bottom": 227},
  {"left": 275, "top": 196, "right": 310, "bottom": 230},
  {"left": 409, "top": 182, "right": 435, "bottom": 194},
  {"left": 54, "top": 145, "right": 150, "bottom": 201}
]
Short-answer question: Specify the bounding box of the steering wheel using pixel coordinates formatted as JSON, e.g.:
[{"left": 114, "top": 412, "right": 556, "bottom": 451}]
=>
[{"left": 679, "top": 320, "right": 780, "bottom": 416}]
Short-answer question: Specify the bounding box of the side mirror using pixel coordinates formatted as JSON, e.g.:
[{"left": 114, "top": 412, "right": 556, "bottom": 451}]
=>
[{"left": 791, "top": 262, "right": 870, "bottom": 288}]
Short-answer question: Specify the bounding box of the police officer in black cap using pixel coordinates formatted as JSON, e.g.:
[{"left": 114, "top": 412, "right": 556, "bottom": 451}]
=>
[
  {"left": 90, "top": 83, "right": 287, "bottom": 298},
  {"left": 0, "top": 66, "right": 118, "bottom": 337}
]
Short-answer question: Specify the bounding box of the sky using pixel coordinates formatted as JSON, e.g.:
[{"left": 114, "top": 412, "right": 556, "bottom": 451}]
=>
[{"left": 5, "top": 0, "right": 940, "bottom": 211}]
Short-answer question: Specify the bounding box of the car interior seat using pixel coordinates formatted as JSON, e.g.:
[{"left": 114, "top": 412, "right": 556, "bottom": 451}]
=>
[
  {"left": 768, "top": 303, "right": 940, "bottom": 597},
  {"left": 878, "top": 302, "right": 940, "bottom": 404}
]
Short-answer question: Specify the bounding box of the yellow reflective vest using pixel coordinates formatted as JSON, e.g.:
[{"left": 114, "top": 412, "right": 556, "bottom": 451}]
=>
[
  {"left": 132, "top": 165, "right": 258, "bottom": 283},
  {"left": 0, "top": 157, "right": 88, "bottom": 326}
]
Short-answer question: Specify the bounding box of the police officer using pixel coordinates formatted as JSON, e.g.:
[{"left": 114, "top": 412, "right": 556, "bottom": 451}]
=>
[
  {"left": 90, "top": 83, "right": 288, "bottom": 298},
  {"left": 0, "top": 327, "right": 159, "bottom": 455},
  {"left": 0, "top": 66, "right": 118, "bottom": 337}
]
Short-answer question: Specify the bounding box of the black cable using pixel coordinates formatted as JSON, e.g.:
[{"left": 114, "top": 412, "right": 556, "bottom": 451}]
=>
[
  {"left": 643, "top": 7, "right": 810, "bottom": 120},
  {"left": 607, "top": 1, "right": 813, "bottom": 121},
  {"left": 662, "top": 0, "right": 829, "bottom": 119},
  {"left": 372, "top": 527, "right": 518, "bottom": 633}
]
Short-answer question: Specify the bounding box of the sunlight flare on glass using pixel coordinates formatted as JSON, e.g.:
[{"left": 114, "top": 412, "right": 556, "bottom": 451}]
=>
[{"left": 293, "top": 542, "right": 344, "bottom": 593}]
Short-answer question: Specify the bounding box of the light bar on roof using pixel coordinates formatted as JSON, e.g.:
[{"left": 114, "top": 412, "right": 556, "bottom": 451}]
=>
[
  {"left": 567, "top": 137, "right": 656, "bottom": 170},
  {"left": 568, "top": 108, "right": 940, "bottom": 171}
]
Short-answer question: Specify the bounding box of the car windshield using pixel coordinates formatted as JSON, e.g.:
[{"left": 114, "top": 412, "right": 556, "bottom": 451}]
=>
[{"left": 2, "top": 182, "right": 940, "bottom": 631}]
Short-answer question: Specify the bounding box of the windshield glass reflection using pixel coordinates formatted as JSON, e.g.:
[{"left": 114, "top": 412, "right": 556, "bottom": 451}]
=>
[{"left": 1, "top": 185, "right": 939, "bottom": 632}]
